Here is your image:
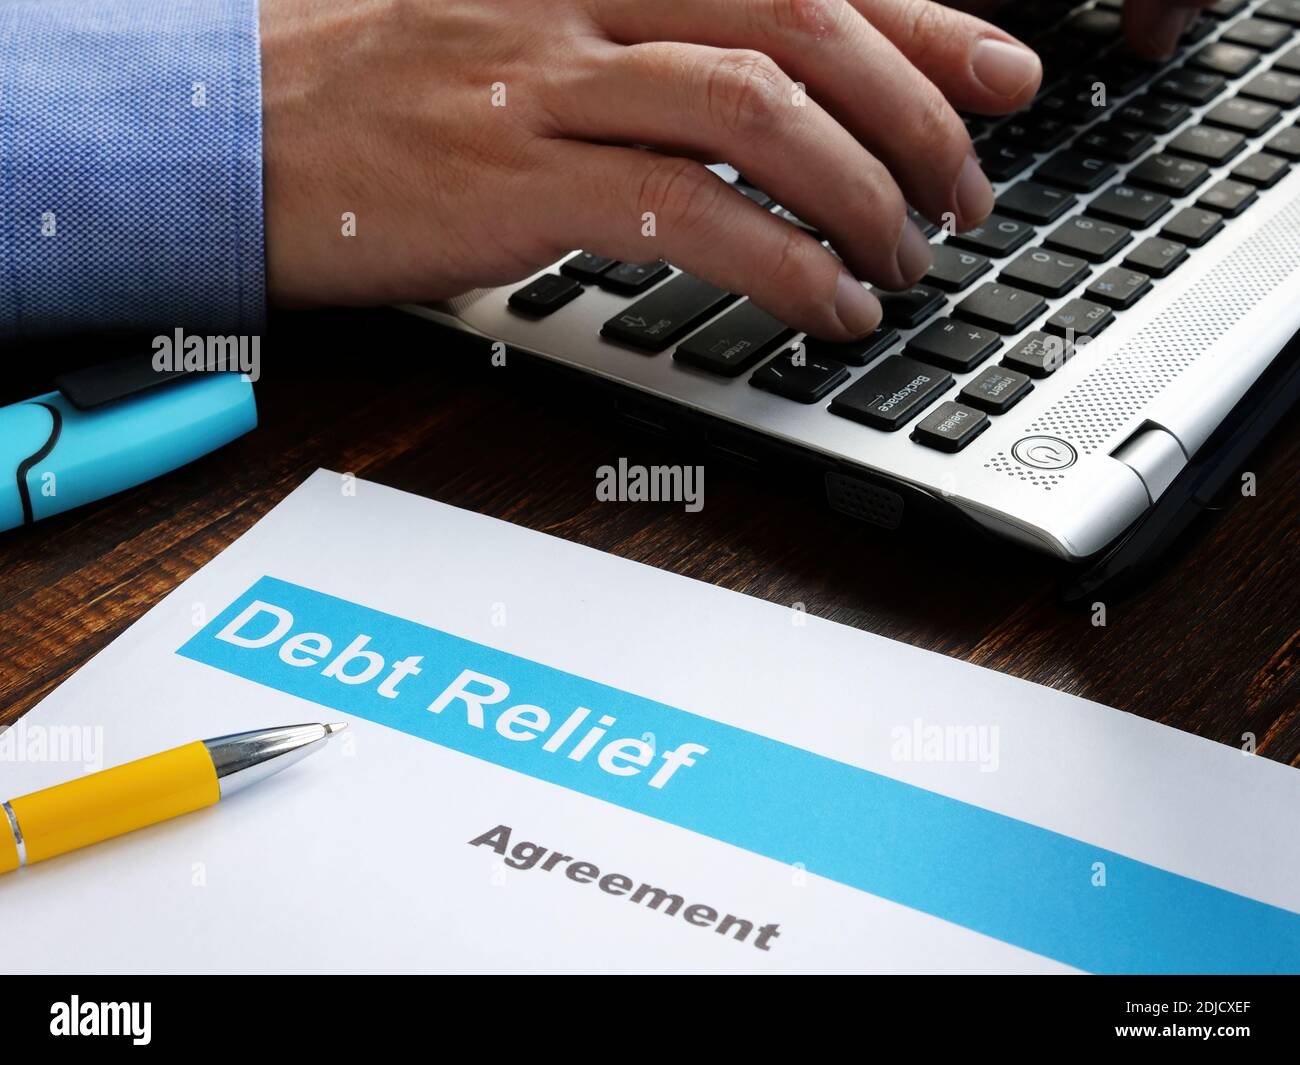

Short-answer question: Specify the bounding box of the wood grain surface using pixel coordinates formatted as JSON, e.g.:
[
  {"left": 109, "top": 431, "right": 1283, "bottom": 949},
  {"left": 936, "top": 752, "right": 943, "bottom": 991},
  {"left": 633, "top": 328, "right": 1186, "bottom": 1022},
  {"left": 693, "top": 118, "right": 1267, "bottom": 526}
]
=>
[{"left": 2, "top": 308, "right": 1297, "bottom": 764}]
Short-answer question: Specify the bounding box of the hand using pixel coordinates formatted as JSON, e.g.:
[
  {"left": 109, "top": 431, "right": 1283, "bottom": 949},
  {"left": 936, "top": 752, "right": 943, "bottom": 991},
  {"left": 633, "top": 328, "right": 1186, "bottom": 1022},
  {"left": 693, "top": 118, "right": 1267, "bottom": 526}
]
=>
[
  {"left": 1121, "top": 0, "right": 1219, "bottom": 59},
  {"left": 943, "top": 0, "right": 1220, "bottom": 60},
  {"left": 260, "top": 0, "right": 1042, "bottom": 341}
]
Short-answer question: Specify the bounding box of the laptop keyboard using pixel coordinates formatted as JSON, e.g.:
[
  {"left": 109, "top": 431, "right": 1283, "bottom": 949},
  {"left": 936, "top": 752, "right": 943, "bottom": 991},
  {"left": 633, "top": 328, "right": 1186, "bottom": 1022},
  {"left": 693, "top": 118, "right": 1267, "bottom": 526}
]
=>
[{"left": 506, "top": 0, "right": 1300, "bottom": 454}]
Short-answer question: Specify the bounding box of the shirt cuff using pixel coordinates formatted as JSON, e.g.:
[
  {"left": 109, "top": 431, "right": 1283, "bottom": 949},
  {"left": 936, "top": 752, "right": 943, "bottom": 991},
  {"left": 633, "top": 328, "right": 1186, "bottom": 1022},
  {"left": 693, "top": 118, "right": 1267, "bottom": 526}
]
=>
[{"left": 0, "top": 0, "right": 266, "bottom": 342}]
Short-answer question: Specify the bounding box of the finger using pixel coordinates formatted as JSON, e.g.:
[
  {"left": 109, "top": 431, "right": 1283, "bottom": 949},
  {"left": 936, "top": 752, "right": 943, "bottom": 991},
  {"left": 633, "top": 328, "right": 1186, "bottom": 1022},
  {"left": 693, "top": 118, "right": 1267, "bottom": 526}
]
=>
[
  {"left": 552, "top": 143, "right": 884, "bottom": 340},
  {"left": 547, "top": 41, "right": 927, "bottom": 290},
  {"left": 1123, "top": 0, "right": 1216, "bottom": 60},
  {"left": 849, "top": 0, "right": 1042, "bottom": 114},
  {"left": 592, "top": 0, "right": 993, "bottom": 229}
]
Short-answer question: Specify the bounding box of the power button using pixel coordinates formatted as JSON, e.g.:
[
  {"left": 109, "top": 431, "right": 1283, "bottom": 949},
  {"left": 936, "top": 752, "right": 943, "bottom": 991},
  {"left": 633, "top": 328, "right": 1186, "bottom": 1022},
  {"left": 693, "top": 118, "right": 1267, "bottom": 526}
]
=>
[{"left": 1011, "top": 436, "right": 1077, "bottom": 470}]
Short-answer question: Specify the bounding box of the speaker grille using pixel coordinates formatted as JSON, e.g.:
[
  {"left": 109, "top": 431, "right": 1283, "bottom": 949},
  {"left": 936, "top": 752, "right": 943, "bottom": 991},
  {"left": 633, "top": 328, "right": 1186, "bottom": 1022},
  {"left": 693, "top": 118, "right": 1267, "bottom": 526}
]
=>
[{"left": 987, "top": 190, "right": 1300, "bottom": 486}]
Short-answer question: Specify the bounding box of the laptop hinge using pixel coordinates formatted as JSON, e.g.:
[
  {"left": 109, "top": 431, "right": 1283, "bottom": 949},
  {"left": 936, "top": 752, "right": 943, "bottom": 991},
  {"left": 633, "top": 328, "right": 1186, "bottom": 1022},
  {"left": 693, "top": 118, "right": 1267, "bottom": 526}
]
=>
[{"left": 1110, "top": 424, "right": 1187, "bottom": 503}]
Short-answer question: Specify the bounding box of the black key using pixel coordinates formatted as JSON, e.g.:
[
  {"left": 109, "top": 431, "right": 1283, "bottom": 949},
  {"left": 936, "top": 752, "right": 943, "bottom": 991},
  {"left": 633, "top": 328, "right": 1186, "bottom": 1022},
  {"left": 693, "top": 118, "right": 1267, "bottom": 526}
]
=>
[
  {"left": 1152, "top": 68, "right": 1226, "bottom": 104},
  {"left": 1044, "top": 215, "right": 1133, "bottom": 262},
  {"left": 1183, "top": 15, "right": 1218, "bottom": 45},
  {"left": 750, "top": 347, "right": 850, "bottom": 403},
  {"left": 1123, "top": 236, "right": 1190, "bottom": 276},
  {"left": 1223, "top": 17, "right": 1294, "bottom": 51},
  {"left": 1034, "top": 151, "right": 1117, "bottom": 192},
  {"left": 1207, "top": 0, "right": 1248, "bottom": 17},
  {"left": 1257, "top": 0, "right": 1300, "bottom": 25},
  {"left": 560, "top": 252, "right": 616, "bottom": 283},
  {"left": 1167, "top": 125, "right": 1246, "bottom": 165},
  {"left": 829, "top": 355, "right": 953, "bottom": 431},
  {"left": 1117, "top": 95, "right": 1191, "bottom": 132},
  {"left": 996, "top": 181, "right": 1077, "bottom": 224},
  {"left": 1203, "top": 98, "right": 1282, "bottom": 135},
  {"left": 1084, "top": 56, "right": 1156, "bottom": 96},
  {"left": 1276, "top": 43, "right": 1300, "bottom": 72},
  {"left": 906, "top": 317, "right": 1003, "bottom": 372},
  {"left": 508, "top": 273, "right": 583, "bottom": 316},
  {"left": 1000, "top": 247, "right": 1091, "bottom": 297},
  {"left": 1066, "top": 7, "right": 1122, "bottom": 38},
  {"left": 1074, "top": 122, "right": 1156, "bottom": 163},
  {"left": 600, "top": 273, "right": 737, "bottom": 351},
  {"left": 959, "top": 366, "right": 1033, "bottom": 414},
  {"left": 924, "top": 244, "right": 992, "bottom": 292},
  {"left": 803, "top": 328, "right": 899, "bottom": 367},
  {"left": 1197, "top": 177, "right": 1260, "bottom": 215},
  {"left": 993, "top": 112, "right": 1073, "bottom": 151},
  {"left": 875, "top": 285, "right": 947, "bottom": 328},
  {"left": 945, "top": 214, "right": 1034, "bottom": 257},
  {"left": 1088, "top": 185, "right": 1173, "bottom": 228},
  {"left": 911, "top": 402, "right": 990, "bottom": 452},
  {"left": 1001, "top": 331, "right": 1073, "bottom": 377},
  {"left": 1035, "top": 91, "right": 1090, "bottom": 124},
  {"left": 599, "top": 260, "right": 672, "bottom": 294},
  {"left": 1128, "top": 152, "right": 1211, "bottom": 194},
  {"left": 1266, "top": 125, "right": 1300, "bottom": 160},
  {"left": 1161, "top": 206, "right": 1226, "bottom": 246},
  {"left": 1086, "top": 267, "right": 1153, "bottom": 309},
  {"left": 1240, "top": 70, "right": 1300, "bottom": 106},
  {"left": 954, "top": 283, "right": 1048, "bottom": 333},
  {"left": 1055, "top": 82, "right": 1115, "bottom": 124},
  {"left": 674, "top": 299, "right": 791, "bottom": 375},
  {"left": 1044, "top": 298, "right": 1114, "bottom": 338},
  {"left": 1189, "top": 42, "right": 1261, "bottom": 77},
  {"left": 977, "top": 141, "right": 1036, "bottom": 182},
  {"left": 909, "top": 206, "right": 940, "bottom": 238},
  {"left": 1231, "top": 151, "right": 1290, "bottom": 187}
]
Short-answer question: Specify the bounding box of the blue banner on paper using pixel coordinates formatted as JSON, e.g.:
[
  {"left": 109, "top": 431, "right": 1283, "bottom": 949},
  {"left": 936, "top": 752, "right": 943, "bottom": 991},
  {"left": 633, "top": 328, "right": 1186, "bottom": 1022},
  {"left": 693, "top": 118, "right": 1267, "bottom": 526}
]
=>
[{"left": 178, "top": 575, "right": 1300, "bottom": 973}]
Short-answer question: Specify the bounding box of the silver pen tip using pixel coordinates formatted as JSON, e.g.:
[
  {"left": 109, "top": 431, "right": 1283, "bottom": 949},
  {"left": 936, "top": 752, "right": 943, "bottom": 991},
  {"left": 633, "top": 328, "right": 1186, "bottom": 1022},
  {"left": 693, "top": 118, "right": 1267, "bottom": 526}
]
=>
[{"left": 324, "top": 722, "right": 349, "bottom": 736}]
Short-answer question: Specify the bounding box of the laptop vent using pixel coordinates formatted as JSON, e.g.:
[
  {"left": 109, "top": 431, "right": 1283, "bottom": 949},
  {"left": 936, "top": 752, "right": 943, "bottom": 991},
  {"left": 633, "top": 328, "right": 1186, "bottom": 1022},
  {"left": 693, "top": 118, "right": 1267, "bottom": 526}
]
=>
[
  {"left": 986, "top": 187, "right": 1300, "bottom": 486},
  {"left": 824, "top": 472, "right": 905, "bottom": 529}
]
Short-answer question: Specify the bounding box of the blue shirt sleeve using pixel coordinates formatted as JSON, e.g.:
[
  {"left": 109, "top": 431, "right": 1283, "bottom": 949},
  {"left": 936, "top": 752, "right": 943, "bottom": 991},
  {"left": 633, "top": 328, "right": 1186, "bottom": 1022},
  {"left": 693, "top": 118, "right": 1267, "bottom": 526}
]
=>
[{"left": 0, "top": 0, "right": 266, "bottom": 342}]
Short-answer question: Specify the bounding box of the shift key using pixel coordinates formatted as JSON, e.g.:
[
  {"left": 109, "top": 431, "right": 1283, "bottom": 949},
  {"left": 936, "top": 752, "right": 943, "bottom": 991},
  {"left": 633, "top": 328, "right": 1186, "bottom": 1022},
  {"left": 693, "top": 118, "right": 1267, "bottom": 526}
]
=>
[
  {"left": 829, "top": 355, "right": 953, "bottom": 430},
  {"left": 601, "top": 273, "right": 738, "bottom": 352}
]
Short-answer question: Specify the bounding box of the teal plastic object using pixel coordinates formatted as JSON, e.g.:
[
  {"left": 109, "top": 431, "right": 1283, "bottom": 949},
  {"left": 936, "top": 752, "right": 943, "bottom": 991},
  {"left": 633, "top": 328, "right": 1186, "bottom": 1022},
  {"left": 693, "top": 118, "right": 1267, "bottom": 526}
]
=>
[{"left": 1, "top": 373, "right": 257, "bottom": 532}]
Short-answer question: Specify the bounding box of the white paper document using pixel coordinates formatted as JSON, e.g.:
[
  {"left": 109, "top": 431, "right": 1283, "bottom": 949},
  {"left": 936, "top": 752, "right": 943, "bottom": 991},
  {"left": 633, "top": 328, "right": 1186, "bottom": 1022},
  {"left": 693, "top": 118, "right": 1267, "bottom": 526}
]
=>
[{"left": 2, "top": 470, "right": 1297, "bottom": 973}]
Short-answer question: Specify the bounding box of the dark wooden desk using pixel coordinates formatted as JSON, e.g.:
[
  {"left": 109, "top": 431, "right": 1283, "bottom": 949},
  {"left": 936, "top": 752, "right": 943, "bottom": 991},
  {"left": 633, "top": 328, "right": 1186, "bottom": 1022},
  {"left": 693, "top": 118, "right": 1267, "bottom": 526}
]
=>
[{"left": 3, "top": 308, "right": 1297, "bottom": 764}]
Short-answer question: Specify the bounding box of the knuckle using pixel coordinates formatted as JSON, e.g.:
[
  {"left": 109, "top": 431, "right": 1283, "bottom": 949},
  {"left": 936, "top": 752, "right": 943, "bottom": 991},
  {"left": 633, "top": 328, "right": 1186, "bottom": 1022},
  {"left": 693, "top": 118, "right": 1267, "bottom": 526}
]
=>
[
  {"left": 768, "top": 0, "right": 844, "bottom": 41},
  {"left": 896, "top": 0, "right": 948, "bottom": 68},
  {"left": 846, "top": 164, "right": 906, "bottom": 234},
  {"left": 767, "top": 225, "right": 820, "bottom": 290},
  {"left": 869, "top": 187, "right": 908, "bottom": 242},
  {"left": 912, "top": 88, "right": 964, "bottom": 166},
  {"left": 705, "top": 49, "right": 787, "bottom": 138},
  {"left": 636, "top": 157, "right": 716, "bottom": 230}
]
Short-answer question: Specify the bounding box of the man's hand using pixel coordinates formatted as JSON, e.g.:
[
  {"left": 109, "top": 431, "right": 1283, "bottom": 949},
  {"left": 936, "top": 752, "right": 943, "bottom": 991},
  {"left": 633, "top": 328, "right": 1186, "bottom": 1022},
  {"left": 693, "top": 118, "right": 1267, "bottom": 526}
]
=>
[
  {"left": 260, "top": 0, "right": 1041, "bottom": 341},
  {"left": 946, "top": 0, "right": 1221, "bottom": 60},
  {"left": 1122, "top": 0, "right": 1219, "bottom": 59}
]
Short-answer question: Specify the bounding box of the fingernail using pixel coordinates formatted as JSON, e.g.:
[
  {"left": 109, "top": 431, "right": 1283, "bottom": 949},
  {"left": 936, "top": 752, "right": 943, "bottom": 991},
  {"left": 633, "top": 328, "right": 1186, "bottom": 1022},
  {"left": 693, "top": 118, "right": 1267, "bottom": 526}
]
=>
[
  {"left": 970, "top": 38, "right": 1042, "bottom": 100},
  {"left": 955, "top": 155, "right": 994, "bottom": 227},
  {"left": 833, "top": 271, "right": 882, "bottom": 338},
  {"left": 894, "top": 219, "right": 933, "bottom": 286},
  {"left": 1151, "top": 8, "right": 1195, "bottom": 59}
]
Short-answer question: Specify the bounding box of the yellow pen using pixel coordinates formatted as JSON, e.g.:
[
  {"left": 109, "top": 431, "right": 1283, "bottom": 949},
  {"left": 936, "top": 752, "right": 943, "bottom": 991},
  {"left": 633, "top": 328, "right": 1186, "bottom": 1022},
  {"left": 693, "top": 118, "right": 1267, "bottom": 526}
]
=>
[{"left": 0, "top": 722, "right": 347, "bottom": 873}]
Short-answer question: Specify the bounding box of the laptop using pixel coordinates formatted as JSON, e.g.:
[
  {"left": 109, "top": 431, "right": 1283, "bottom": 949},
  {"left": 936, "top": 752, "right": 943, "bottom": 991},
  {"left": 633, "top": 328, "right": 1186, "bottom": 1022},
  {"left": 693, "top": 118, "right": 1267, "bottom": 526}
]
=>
[{"left": 402, "top": 0, "right": 1300, "bottom": 561}]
